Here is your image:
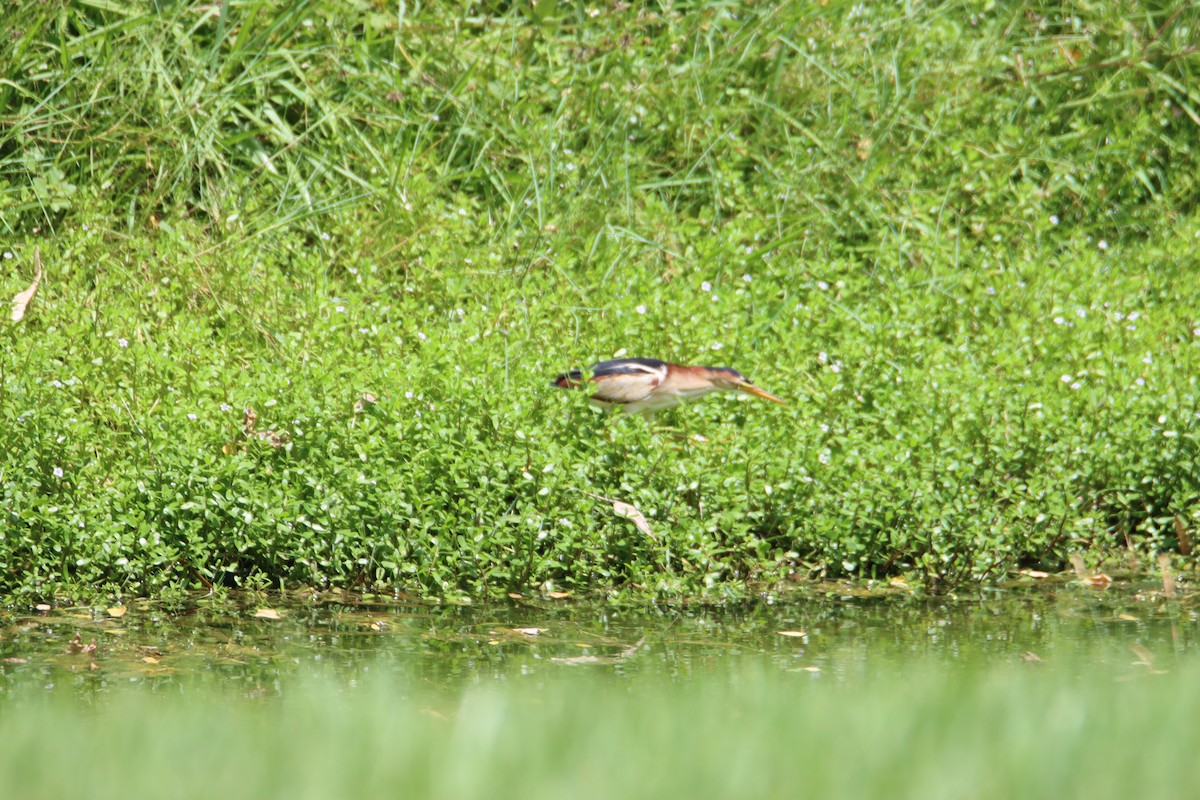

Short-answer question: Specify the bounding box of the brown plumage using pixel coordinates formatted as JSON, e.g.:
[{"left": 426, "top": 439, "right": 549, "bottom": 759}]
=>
[{"left": 552, "top": 357, "right": 787, "bottom": 417}]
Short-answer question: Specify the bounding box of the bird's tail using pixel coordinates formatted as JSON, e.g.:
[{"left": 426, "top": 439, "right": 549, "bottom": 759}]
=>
[{"left": 552, "top": 368, "right": 584, "bottom": 389}]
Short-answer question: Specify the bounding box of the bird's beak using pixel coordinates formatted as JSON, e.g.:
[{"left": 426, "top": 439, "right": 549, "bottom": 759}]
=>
[{"left": 739, "top": 382, "right": 788, "bottom": 406}]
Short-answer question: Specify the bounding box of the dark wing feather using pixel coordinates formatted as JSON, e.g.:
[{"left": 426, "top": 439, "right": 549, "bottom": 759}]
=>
[{"left": 591, "top": 358, "right": 669, "bottom": 377}]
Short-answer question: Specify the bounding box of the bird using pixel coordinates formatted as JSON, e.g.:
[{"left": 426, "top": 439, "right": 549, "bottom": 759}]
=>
[{"left": 551, "top": 357, "right": 787, "bottom": 418}]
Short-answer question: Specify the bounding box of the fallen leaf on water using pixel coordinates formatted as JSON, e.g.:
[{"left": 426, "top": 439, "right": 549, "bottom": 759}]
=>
[
  {"left": 35, "top": 604, "right": 51, "bottom": 612},
  {"left": 107, "top": 606, "right": 127, "bottom": 618},
  {"left": 254, "top": 608, "right": 282, "bottom": 620},
  {"left": 546, "top": 591, "right": 570, "bottom": 599},
  {"left": 512, "top": 627, "right": 543, "bottom": 636},
  {"left": 1021, "top": 651, "right": 1043, "bottom": 663},
  {"left": 142, "top": 656, "right": 160, "bottom": 664},
  {"left": 1020, "top": 569, "right": 1050, "bottom": 579},
  {"left": 4, "top": 658, "right": 28, "bottom": 664},
  {"left": 1083, "top": 573, "right": 1112, "bottom": 590},
  {"left": 1118, "top": 614, "right": 1139, "bottom": 622},
  {"left": 776, "top": 631, "right": 807, "bottom": 638},
  {"left": 507, "top": 593, "right": 523, "bottom": 599},
  {"left": 10, "top": 250, "right": 42, "bottom": 322}
]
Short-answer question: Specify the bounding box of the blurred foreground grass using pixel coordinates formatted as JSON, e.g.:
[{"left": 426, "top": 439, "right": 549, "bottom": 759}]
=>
[{"left": 2, "top": 657, "right": 1195, "bottom": 800}]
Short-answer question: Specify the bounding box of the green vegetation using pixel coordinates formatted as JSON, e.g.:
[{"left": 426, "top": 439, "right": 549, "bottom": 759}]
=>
[
  {"left": 3, "top": 0, "right": 1200, "bottom": 601},
  {"left": 2, "top": 657, "right": 1197, "bottom": 800}
]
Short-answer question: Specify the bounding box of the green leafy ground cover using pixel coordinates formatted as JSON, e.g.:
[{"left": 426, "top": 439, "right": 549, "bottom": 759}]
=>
[{"left": 3, "top": 1, "right": 1200, "bottom": 601}]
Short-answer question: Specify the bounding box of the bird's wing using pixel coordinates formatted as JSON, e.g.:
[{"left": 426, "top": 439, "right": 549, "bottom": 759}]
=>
[{"left": 588, "top": 359, "right": 667, "bottom": 405}]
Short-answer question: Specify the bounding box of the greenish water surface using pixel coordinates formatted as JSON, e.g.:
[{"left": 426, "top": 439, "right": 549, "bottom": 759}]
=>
[{"left": 3, "top": 578, "right": 1193, "bottom": 694}]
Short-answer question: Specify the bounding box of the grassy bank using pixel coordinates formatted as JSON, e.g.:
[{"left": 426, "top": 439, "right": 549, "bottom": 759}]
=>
[
  {"left": 2, "top": 1, "right": 1200, "bottom": 601},
  {"left": 2, "top": 658, "right": 1197, "bottom": 800}
]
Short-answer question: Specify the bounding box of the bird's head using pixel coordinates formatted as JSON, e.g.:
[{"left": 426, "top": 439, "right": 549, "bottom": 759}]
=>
[{"left": 704, "top": 367, "right": 788, "bottom": 405}]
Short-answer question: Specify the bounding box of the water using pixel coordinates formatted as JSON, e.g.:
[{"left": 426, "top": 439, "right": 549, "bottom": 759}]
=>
[{"left": 4, "top": 576, "right": 1194, "bottom": 695}]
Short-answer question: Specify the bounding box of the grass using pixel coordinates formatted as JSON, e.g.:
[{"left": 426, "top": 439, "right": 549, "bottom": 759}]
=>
[
  {"left": 1, "top": 657, "right": 1197, "bottom": 800},
  {"left": 2, "top": 1, "right": 1200, "bottom": 601}
]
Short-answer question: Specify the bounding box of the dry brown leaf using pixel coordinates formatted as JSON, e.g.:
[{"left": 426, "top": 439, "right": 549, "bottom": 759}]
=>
[
  {"left": 580, "top": 491, "right": 657, "bottom": 541},
  {"left": 1021, "top": 569, "right": 1050, "bottom": 579},
  {"left": 776, "top": 630, "right": 807, "bottom": 638},
  {"left": 1118, "top": 614, "right": 1139, "bottom": 621},
  {"left": 546, "top": 591, "right": 570, "bottom": 599},
  {"left": 10, "top": 250, "right": 42, "bottom": 322},
  {"left": 254, "top": 608, "right": 282, "bottom": 619},
  {"left": 107, "top": 606, "right": 127, "bottom": 618},
  {"left": 1021, "top": 651, "right": 1043, "bottom": 663},
  {"left": 1084, "top": 573, "right": 1113, "bottom": 590},
  {"left": 35, "top": 603, "right": 51, "bottom": 612},
  {"left": 3, "top": 657, "right": 28, "bottom": 664},
  {"left": 611, "top": 500, "right": 656, "bottom": 540},
  {"left": 507, "top": 592, "right": 523, "bottom": 599},
  {"left": 142, "top": 656, "right": 160, "bottom": 664},
  {"left": 354, "top": 393, "right": 378, "bottom": 414}
]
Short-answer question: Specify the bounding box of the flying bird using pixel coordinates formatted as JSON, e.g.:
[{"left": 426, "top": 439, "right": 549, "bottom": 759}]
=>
[{"left": 552, "top": 357, "right": 787, "bottom": 418}]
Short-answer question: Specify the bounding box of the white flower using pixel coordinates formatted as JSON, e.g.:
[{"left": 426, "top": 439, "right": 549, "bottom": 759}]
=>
[
  {"left": 635, "top": 305, "right": 647, "bottom": 314},
  {"left": 817, "top": 281, "right": 829, "bottom": 290},
  {"left": 1098, "top": 240, "right": 1108, "bottom": 250},
  {"left": 335, "top": 305, "right": 345, "bottom": 313},
  {"left": 320, "top": 232, "right": 331, "bottom": 241},
  {"left": 220, "top": 403, "right": 233, "bottom": 412},
  {"left": 1050, "top": 215, "right": 1059, "bottom": 225},
  {"left": 711, "top": 295, "right": 719, "bottom": 302},
  {"left": 1070, "top": 382, "right": 1082, "bottom": 390},
  {"left": 405, "top": 391, "right": 414, "bottom": 399},
  {"left": 742, "top": 274, "right": 752, "bottom": 283},
  {"left": 417, "top": 332, "right": 426, "bottom": 341},
  {"left": 1053, "top": 317, "right": 1066, "bottom": 325},
  {"left": 1135, "top": 378, "right": 1145, "bottom": 387},
  {"left": 1061, "top": 375, "right": 1072, "bottom": 383},
  {"left": 187, "top": 413, "right": 198, "bottom": 420},
  {"left": 118, "top": 338, "right": 129, "bottom": 348},
  {"left": 711, "top": 342, "right": 723, "bottom": 351},
  {"left": 1075, "top": 309, "right": 1086, "bottom": 318},
  {"left": 701, "top": 281, "right": 712, "bottom": 292},
  {"left": 53, "top": 467, "right": 63, "bottom": 478}
]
